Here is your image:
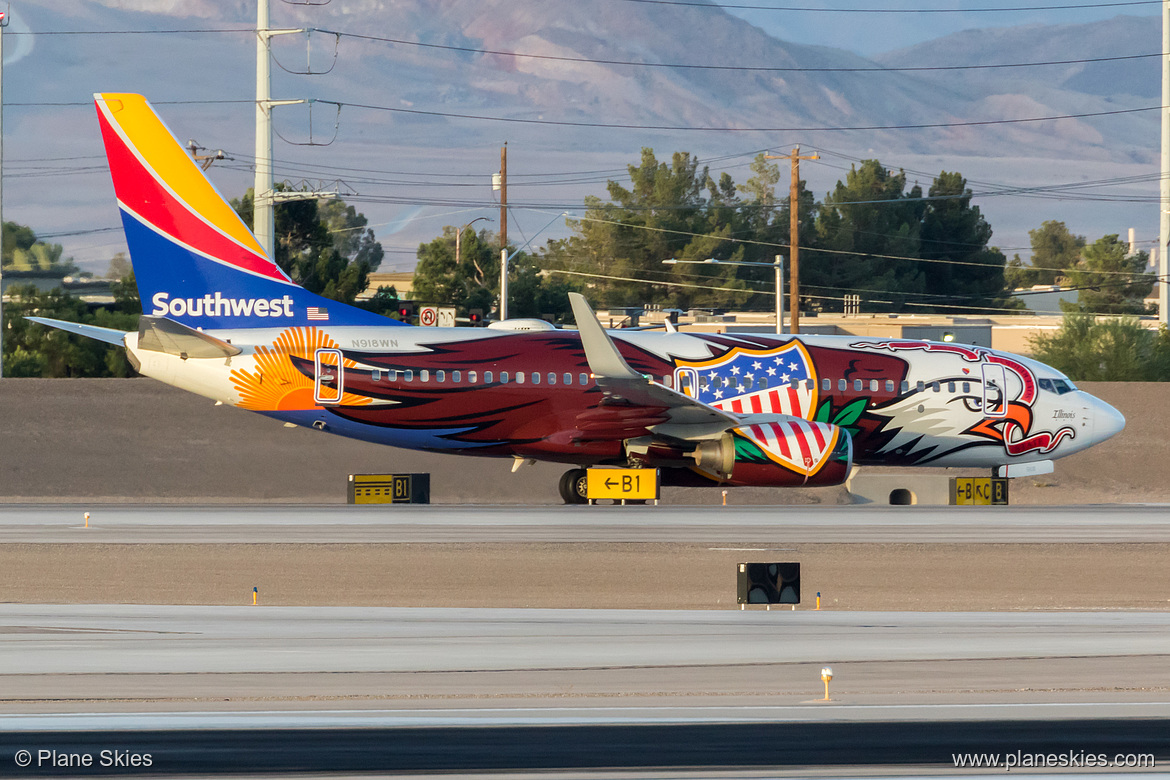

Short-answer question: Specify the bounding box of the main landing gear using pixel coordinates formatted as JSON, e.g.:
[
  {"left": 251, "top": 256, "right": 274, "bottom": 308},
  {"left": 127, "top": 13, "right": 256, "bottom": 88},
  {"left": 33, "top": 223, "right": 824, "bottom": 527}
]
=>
[{"left": 558, "top": 468, "right": 589, "bottom": 504}]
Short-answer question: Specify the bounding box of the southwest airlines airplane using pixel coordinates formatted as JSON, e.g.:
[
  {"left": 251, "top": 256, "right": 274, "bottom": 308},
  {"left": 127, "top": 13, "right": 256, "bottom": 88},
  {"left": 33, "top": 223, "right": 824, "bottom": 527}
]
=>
[{"left": 31, "top": 94, "right": 1125, "bottom": 503}]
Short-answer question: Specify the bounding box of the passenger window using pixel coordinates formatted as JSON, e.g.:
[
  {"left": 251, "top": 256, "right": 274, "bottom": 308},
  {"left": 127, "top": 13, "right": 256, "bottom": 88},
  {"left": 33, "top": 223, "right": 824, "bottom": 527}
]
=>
[
  {"left": 870, "top": 379, "right": 878, "bottom": 392},
  {"left": 760, "top": 378, "right": 769, "bottom": 390},
  {"left": 468, "top": 371, "right": 477, "bottom": 383},
  {"left": 886, "top": 380, "right": 895, "bottom": 393},
  {"left": 420, "top": 370, "right": 429, "bottom": 383},
  {"left": 823, "top": 378, "right": 831, "bottom": 392},
  {"left": 962, "top": 382, "right": 970, "bottom": 393},
  {"left": 548, "top": 373, "right": 557, "bottom": 385},
  {"left": 404, "top": 370, "right": 414, "bottom": 382},
  {"left": 452, "top": 370, "right": 461, "bottom": 383},
  {"left": 579, "top": 373, "right": 588, "bottom": 385},
  {"left": 564, "top": 373, "right": 573, "bottom": 385},
  {"left": 742, "top": 377, "right": 753, "bottom": 391},
  {"left": 500, "top": 371, "right": 509, "bottom": 384},
  {"left": 838, "top": 379, "right": 847, "bottom": 391},
  {"left": 388, "top": 369, "right": 398, "bottom": 382},
  {"left": 916, "top": 381, "right": 925, "bottom": 392},
  {"left": 436, "top": 370, "right": 445, "bottom": 383},
  {"left": 372, "top": 369, "right": 381, "bottom": 382},
  {"left": 700, "top": 376, "right": 708, "bottom": 390},
  {"left": 947, "top": 382, "right": 956, "bottom": 393},
  {"left": 854, "top": 379, "right": 863, "bottom": 392},
  {"left": 901, "top": 380, "right": 910, "bottom": 393},
  {"left": 516, "top": 371, "right": 525, "bottom": 383},
  {"left": 662, "top": 375, "right": 672, "bottom": 388},
  {"left": 805, "top": 379, "right": 814, "bottom": 390}
]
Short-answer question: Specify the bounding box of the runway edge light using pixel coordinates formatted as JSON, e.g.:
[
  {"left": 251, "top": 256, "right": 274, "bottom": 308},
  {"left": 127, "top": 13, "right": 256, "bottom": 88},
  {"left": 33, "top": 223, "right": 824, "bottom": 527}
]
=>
[{"left": 821, "top": 666, "right": 833, "bottom": 701}]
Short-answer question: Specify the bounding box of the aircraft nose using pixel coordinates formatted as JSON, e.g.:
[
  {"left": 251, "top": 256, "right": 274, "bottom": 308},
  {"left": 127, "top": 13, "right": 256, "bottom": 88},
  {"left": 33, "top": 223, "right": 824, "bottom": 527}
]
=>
[{"left": 1091, "top": 396, "right": 1125, "bottom": 443}]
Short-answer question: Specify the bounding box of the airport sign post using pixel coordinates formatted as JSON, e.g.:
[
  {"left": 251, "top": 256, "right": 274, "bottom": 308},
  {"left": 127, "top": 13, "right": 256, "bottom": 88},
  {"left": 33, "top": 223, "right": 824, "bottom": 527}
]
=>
[
  {"left": 950, "top": 477, "right": 1009, "bottom": 506},
  {"left": 348, "top": 473, "right": 431, "bottom": 504},
  {"left": 586, "top": 468, "right": 659, "bottom": 502}
]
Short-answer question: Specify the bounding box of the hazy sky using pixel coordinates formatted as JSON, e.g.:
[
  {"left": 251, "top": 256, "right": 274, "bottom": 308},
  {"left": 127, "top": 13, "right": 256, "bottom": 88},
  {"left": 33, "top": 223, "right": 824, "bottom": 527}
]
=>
[{"left": 724, "top": 0, "right": 1156, "bottom": 55}]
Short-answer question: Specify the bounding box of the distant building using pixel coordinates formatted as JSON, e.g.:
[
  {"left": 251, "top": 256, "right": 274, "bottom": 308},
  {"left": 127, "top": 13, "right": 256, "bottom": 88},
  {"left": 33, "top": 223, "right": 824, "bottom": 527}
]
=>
[
  {"left": 1, "top": 272, "right": 116, "bottom": 305},
  {"left": 1009, "top": 285, "right": 1077, "bottom": 315},
  {"left": 356, "top": 272, "right": 414, "bottom": 301}
]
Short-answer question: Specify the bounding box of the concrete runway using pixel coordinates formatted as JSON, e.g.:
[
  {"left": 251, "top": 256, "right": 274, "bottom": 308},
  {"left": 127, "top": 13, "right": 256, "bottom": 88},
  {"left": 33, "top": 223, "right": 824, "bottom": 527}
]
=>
[
  {"left": 2, "top": 606, "right": 1168, "bottom": 773},
  {"left": 4, "top": 503, "right": 1170, "bottom": 543},
  {"left": 3, "top": 606, "right": 1169, "bottom": 709}
]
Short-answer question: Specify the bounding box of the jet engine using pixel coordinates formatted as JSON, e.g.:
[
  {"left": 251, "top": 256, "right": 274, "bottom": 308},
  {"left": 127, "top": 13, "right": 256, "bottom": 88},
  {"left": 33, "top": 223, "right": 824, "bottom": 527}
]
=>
[{"left": 639, "top": 420, "right": 853, "bottom": 488}]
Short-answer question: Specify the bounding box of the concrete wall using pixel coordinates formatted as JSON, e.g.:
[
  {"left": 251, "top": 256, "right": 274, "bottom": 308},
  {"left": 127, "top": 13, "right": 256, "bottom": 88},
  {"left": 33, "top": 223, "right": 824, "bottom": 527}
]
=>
[{"left": 0, "top": 379, "right": 1158, "bottom": 505}]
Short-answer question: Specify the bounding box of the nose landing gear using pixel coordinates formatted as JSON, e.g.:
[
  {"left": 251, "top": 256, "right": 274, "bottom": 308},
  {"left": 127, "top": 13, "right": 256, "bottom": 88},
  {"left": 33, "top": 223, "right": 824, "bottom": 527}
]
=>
[{"left": 558, "top": 468, "right": 589, "bottom": 504}]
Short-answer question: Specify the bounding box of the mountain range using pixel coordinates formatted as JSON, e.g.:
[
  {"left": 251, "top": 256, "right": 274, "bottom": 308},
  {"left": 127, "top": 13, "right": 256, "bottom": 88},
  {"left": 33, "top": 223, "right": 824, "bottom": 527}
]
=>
[{"left": 10, "top": 0, "right": 1163, "bottom": 273}]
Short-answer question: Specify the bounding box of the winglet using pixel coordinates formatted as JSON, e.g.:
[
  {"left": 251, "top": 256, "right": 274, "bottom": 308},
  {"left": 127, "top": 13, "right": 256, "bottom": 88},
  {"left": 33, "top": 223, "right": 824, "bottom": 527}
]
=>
[{"left": 569, "top": 292, "right": 643, "bottom": 380}]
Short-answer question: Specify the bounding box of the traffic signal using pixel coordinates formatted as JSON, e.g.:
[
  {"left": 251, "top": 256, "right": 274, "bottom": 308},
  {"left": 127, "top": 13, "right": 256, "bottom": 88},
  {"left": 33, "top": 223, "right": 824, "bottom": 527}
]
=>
[
  {"left": 468, "top": 308, "right": 483, "bottom": 326},
  {"left": 397, "top": 300, "right": 415, "bottom": 320}
]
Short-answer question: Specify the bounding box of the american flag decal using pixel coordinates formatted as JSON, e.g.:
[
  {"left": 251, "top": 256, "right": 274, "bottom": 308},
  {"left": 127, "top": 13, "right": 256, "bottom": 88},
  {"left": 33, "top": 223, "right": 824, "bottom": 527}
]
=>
[
  {"left": 738, "top": 419, "right": 840, "bottom": 476},
  {"left": 307, "top": 306, "right": 329, "bottom": 321},
  {"left": 678, "top": 342, "right": 819, "bottom": 420}
]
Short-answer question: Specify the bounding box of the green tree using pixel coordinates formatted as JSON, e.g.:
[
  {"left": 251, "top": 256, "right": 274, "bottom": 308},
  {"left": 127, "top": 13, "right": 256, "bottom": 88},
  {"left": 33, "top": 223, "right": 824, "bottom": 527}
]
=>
[
  {"left": 2, "top": 221, "right": 78, "bottom": 276},
  {"left": 1008, "top": 221, "right": 1085, "bottom": 289},
  {"left": 811, "top": 160, "right": 926, "bottom": 311},
  {"left": 106, "top": 252, "right": 133, "bottom": 280},
  {"left": 1064, "top": 234, "right": 1154, "bottom": 315},
  {"left": 232, "top": 189, "right": 383, "bottom": 303},
  {"left": 412, "top": 226, "right": 499, "bottom": 316},
  {"left": 413, "top": 227, "right": 579, "bottom": 322},
  {"left": 2, "top": 285, "right": 137, "bottom": 378},
  {"left": 919, "top": 171, "right": 1011, "bottom": 313},
  {"left": 1029, "top": 312, "right": 1167, "bottom": 381}
]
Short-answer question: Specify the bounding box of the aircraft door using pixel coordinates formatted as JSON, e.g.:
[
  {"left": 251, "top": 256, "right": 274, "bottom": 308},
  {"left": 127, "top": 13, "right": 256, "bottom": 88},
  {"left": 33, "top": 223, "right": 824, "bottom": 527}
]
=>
[
  {"left": 981, "top": 363, "right": 1008, "bottom": 418},
  {"left": 674, "top": 367, "right": 700, "bottom": 399},
  {"left": 314, "top": 348, "right": 345, "bottom": 405}
]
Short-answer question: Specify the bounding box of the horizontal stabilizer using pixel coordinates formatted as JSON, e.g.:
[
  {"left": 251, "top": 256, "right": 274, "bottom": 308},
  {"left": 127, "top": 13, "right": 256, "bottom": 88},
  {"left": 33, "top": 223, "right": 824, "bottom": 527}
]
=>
[
  {"left": 26, "top": 317, "right": 129, "bottom": 347},
  {"left": 137, "top": 316, "right": 242, "bottom": 359}
]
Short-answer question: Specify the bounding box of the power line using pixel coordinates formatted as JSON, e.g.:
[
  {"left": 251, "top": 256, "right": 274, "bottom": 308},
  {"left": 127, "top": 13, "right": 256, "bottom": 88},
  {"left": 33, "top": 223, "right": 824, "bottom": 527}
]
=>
[
  {"left": 604, "top": 0, "right": 1159, "bottom": 13},
  {"left": 321, "top": 28, "right": 1160, "bottom": 73},
  {"left": 328, "top": 99, "right": 1161, "bottom": 133}
]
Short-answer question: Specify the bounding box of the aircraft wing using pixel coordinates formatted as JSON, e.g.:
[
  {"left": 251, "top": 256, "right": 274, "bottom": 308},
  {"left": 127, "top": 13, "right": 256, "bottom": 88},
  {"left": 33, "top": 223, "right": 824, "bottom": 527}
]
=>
[
  {"left": 26, "top": 317, "right": 130, "bottom": 347},
  {"left": 569, "top": 293, "right": 803, "bottom": 441}
]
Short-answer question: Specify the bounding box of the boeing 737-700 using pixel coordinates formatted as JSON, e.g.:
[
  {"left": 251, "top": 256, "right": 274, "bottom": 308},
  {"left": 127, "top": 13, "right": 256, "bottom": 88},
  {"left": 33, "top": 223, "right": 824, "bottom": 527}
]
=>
[{"left": 29, "top": 94, "right": 1126, "bottom": 503}]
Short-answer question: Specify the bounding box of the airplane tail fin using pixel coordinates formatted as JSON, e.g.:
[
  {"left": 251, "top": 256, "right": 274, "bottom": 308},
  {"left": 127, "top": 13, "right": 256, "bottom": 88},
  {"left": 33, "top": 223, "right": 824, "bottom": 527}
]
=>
[{"left": 94, "top": 93, "right": 398, "bottom": 330}]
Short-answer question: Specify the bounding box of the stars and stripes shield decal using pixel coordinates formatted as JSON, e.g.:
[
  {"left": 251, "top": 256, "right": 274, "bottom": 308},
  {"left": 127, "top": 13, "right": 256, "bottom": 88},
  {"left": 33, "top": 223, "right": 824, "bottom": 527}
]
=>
[
  {"left": 307, "top": 306, "right": 329, "bottom": 321},
  {"left": 737, "top": 419, "right": 841, "bottom": 476},
  {"left": 675, "top": 341, "right": 819, "bottom": 419}
]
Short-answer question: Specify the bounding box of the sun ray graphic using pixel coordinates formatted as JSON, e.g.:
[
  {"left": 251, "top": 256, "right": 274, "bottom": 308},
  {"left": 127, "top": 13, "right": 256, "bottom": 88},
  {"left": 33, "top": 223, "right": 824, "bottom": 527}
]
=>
[{"left": 230, "top": 327, "right": 371, "bottom": 411}]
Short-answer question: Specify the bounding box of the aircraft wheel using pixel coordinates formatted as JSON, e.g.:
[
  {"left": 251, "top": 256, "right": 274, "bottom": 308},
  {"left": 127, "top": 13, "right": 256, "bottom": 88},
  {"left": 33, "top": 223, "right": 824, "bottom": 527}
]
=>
[{"left": 559, "top": 468, "right": 589, "bottom": 505}]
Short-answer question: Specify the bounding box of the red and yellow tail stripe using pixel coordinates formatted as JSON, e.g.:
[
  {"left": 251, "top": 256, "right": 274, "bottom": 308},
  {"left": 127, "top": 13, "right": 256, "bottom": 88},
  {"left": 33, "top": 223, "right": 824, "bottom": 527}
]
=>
[{"left": 94, "top": 93, "right": 291, "bottom": 284}]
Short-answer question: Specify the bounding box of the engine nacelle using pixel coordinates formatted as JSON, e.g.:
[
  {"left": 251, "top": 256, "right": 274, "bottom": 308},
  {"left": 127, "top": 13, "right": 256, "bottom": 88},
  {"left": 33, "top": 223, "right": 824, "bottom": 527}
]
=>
[{"left": 650, "top": 420, "right": 853, "bottom": 488}]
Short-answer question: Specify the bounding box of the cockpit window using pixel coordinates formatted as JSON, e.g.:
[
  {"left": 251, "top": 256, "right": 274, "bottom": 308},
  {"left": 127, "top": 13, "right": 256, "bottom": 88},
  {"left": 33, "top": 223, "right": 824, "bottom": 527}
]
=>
[{"left": 1039, "top": 378, "right": 1078, "bottom": 395}]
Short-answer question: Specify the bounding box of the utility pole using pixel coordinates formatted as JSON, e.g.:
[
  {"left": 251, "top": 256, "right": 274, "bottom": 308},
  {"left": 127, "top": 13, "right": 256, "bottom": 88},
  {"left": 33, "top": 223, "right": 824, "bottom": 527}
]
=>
[
  {"left": 766, "top": 146, "right": 818, "bottom": 335},
  {"left": 498, "top": 143, "right": 508, "bottom": 320},
  {"left": 255, "top": 0, "right": 274, "bottom": 258},
  {"left": 1161, "top": 0, "right": 1169, "bottom": 325},
  {"left": 253, "top": 0, "right": 320, "bottom": 260}
]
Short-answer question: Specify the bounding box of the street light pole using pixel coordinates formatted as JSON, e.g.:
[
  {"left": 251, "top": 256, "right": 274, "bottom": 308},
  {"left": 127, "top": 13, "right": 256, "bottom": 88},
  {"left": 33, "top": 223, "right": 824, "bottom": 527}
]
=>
[
  {"left": 663, "top": 257, "right": 787, "bottom": 336},
  {"left": 774, "top": 254, "right": 784, "bottom": 335},
  {"left": 455, "top": 217, "right": 491, "bottom": 278}
]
